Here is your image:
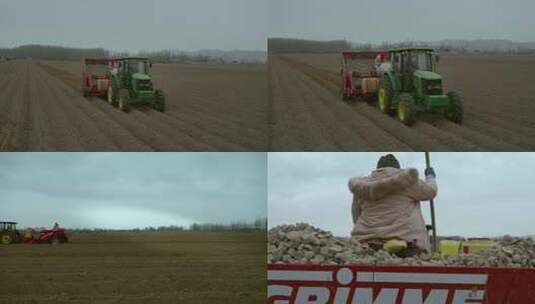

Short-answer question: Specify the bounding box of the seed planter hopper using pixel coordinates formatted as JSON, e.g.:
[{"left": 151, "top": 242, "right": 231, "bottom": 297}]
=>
[
  {"left": 82, "top": 58, "right": 117, "bottom": 98},
  {"left": 340, "top": 51, "right": 381, "bottom": 102},
  {"left": 268, "top": 263, "right": 535, "bottom": 303}
]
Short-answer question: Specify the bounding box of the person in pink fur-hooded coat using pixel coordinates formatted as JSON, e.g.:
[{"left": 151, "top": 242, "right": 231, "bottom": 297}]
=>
[{"left": 348, "top": 154, "right": 437, "bottom": 256}]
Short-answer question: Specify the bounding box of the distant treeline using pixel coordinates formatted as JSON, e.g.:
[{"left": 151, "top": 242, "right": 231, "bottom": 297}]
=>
[
  {"left": 116, "top": 50, "right": 219, "bottom": 64},
  {"left": 0, "top": 44, "right": 109, "bottom": 61},
  {"left": 268, "top": 38, "right": 351, "bottom": 54},
  {"left": 67, "top": 217, "right": 268, "bottom": 233},
  {"left": 268, "top": 38, "right": 535, "bottom": 55}
]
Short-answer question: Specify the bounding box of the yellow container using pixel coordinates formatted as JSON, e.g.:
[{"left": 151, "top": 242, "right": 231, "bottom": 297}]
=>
[
  {"left": 24, "top": 229, "right": 34, "bottom": 240},
  {"left": 361, "top": 78, "right": 379, "bottom": 94},
  {"left": 97, "top": 79, "right": 110, "bottom": 92},
  {"left": 383, "top": 239, "right": 408, "bottom": 254}
]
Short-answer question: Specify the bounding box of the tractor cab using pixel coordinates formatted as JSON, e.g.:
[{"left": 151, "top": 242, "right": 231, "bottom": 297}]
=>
[
  {"left": 119, "top": 57, "right": 150, "bottom": 75},
  {"left": 107, "top": 57, "right": 165, "bottom": 112},
  {"left": 377, "top": 47, "right": 463, "bottom": 126},
  {"left": 389, "top": 48, "right": 441, "bottom": 93},
  {"left": 0, "top": 221, "right": 17, "bottom": 231},
  {"left": 116, "top": 57, "right": 154, "bottom": 91},
  {"left": 390, "top": 48, "right": 437, "bottom": 73}
]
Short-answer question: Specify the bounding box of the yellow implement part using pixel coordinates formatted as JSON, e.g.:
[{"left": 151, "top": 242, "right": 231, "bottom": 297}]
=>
[
  {"left": 24, "top": 229, "right": 34, "bottom": 240},
  {"left": 383, "top": 239, "right": 408, "bottom": 254}
]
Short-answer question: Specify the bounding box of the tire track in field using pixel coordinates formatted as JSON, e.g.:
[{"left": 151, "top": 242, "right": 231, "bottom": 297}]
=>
[
  {"left": 0, "top": 64, "right": 30, "bottom": 150},
  {"left": 296, "top": 65, "right": 411, "bottom": 150},
  {"left": 270, "top": 58, "right": 337, "bottom": 150},
  {"left": 36, "top": 66, "right": 122, "bottom": 150}
]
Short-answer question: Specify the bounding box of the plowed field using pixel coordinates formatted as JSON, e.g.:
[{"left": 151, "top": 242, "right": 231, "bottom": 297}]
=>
[
  {"left": 0, "top": 231, "right": 266, "bottom": 304},
  {"left": 0, "top": 60, "right": 268, "bottom": 151}
]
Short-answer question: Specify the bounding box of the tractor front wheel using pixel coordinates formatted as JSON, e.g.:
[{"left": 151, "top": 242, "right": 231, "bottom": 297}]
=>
[
  {"left": 397, "top": 94, "right": 417, "bottom": 126},
  {"left": 153, "top": 90, "right": 166, "bottom": 112},
  {"left": 118, "top": 89, "right": 130, "bottom": 113},
  {"left": 378, "top": 76, "right": 393, "bottom": 115},
  {"left": 445, "top": 91, "right": 463, "bottom": 124}
]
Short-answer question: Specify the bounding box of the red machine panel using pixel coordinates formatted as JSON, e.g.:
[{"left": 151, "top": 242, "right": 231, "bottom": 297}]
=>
[{"left": 268, "top": 263, "right": 535, "bottom": 304}]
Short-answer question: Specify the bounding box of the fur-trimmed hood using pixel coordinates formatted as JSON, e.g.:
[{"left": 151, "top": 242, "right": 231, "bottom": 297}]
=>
[{"left": 348, "top": 167, "right": 419, "bottom": 201}]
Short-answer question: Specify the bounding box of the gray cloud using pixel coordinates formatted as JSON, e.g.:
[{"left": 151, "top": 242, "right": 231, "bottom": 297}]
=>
[
  {"left": 268, "top": 0, "right": 535, "bottom": 43},
  {"left": 268, "top": 152, "right": 535, "bottom": 237},
  {"left": 0, "top": 0, "right": 268, "bottom": 51},
  {"left": 0, "top": 153, "right": 266, "bottom": 229}
]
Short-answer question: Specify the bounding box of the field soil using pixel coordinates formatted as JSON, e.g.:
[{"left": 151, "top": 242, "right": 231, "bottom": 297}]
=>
[
  {"left": 0, "top": 60, "right": 268, "bottom": 151},
  {"left": 0, "top": 231, "right": 266, "bottom": 304},
  {"left": 269, "top": 53, "right": 535, "bottom": 151}
]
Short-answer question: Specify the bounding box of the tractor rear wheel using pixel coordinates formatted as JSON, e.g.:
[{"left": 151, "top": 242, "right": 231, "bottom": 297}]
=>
[
  {"left": 397, "top": 94, "right": 417, "bottom": 126},
  {"left": 1, "top": 234, "right": 12, "bottom": 245},
  {"left": 118, "top": 89, "right": 130, "bottom": 113},
  {"left": 107, "top": 85, "right": 117, "bottom": 106},
  {"left": 445, "top": 91, "right": 463, "bottom": 124},
  {"left": 153, "top": 90, "right": 166, "bottom": 112},
  {"left": 378, "top": 76, "right": 394, "bottom": 115}
]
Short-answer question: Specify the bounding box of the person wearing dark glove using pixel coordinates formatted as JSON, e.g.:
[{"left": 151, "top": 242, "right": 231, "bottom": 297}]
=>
[{"left": 425, "top": 167, "right": 436, "bottom": 178}]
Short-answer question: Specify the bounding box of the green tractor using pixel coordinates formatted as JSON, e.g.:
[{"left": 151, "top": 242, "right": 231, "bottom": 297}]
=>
[
  {"left": 107, "top": 57, "right": 166, "bottom": 112},
  {"left": 1, "top": 222, "right": 21, "bottom": 244},
  {"left": 377, "top": 48, "right": 463, "bottom": 126}
]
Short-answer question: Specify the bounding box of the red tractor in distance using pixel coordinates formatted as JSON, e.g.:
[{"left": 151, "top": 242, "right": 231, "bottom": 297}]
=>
[
  {"left": 340, "top": 51, "right": 382, "bottom": 102},
  {"left": 82, "top": 58, "right": 117, "bottom": 98}
]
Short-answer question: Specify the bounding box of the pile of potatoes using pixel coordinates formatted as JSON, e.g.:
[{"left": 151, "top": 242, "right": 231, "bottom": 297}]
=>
[{"left": 268, "top": 223, "right": 535, "bottom": 268}]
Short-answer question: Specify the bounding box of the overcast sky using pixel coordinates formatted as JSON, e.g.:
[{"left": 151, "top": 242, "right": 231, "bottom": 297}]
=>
[
  {"left": 268, "top": 152, "right": 535, "bottom": 237},
  {"left": 3, "top": 1, "right": 533, "bottom": 53},
  {"left": 0, "top": 153, "right": 266, "bottom": 229},
  {"left": 268, "top": 0, "right": 535, "bottom": 43},
  {"left": 0, "top": 0, "right": 268, "bottom": 51}
]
